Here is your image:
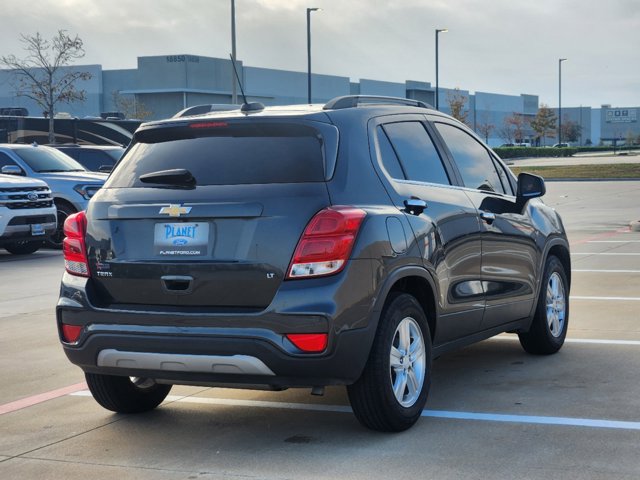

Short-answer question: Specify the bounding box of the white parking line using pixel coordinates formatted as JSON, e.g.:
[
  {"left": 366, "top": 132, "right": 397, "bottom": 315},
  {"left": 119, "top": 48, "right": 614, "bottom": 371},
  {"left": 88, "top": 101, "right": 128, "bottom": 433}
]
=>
[
  {"left": 588, "top": 241, "right": 640, "bottom": 243},
  {"left": 571, "top": 295, "right": 640, "bottom": 301},
  {"left": 69, "top": 391, "right": 640, "bottom": 431},
  {"left": 573, "top": 269, "right": 640, "bottom": 273},
  {"left": 490, "top": 336, "right": 640, "bottom": 346},
  {"left": 572, "top": 253, "right": 640, "bottom": 256}
]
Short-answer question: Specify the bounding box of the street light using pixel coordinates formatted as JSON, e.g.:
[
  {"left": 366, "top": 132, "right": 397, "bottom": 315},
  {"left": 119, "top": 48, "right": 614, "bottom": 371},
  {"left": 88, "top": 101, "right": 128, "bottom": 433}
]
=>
[
  {"left": 435, "top": 28, "right": 448, "bottom": 110},
  {"left": 307, "top": 7, "right": 322, "bottom": 104},
  {"left": 231, "top": 0, "right": 237, "bottom": 104},
  {"left": 558, "top": 58, "right": 567, "bottom": 144}
]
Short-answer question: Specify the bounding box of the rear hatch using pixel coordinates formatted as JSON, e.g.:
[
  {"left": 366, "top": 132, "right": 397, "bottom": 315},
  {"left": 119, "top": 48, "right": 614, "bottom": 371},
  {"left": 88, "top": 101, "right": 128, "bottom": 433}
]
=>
[{"left": 86, "top": 118, "right": 338, "bottom": 310}]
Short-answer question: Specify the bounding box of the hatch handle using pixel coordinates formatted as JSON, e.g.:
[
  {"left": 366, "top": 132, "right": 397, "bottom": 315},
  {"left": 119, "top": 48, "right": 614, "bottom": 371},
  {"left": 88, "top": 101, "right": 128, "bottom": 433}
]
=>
[{"left": 161, "top": 275, "right": 194, "bottom": 294}]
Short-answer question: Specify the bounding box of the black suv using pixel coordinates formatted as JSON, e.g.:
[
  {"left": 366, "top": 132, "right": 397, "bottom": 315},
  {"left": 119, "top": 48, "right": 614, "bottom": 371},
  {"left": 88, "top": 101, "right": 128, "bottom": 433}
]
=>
[
  {"left": 57, "top": 96, "right": 570, "bottom": 432},
  {"left": 49, "top": 144, "right": 124, "bottom": 172}
]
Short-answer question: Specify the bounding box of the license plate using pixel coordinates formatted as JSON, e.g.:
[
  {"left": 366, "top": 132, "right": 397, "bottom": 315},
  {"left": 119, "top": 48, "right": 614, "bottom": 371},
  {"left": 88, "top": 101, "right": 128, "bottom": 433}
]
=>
[
  {"left": 154, "top": 222, "right": 209, "bottom": 256},
  {"left": 31, "top": 224, "right": 45, "bottom": 236}
]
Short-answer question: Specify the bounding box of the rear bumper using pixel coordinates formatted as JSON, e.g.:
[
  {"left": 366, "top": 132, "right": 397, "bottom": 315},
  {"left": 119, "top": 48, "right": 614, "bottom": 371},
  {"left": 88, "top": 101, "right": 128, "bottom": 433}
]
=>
[{"left": 57, "top": 261, "right": 377, "bottom": 387}]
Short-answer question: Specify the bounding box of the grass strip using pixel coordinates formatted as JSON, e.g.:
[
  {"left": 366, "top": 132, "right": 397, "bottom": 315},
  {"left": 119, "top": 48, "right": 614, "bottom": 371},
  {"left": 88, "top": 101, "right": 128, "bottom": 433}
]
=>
[{"left": 509, "top": 163, "right": 640, "bottom": 179}]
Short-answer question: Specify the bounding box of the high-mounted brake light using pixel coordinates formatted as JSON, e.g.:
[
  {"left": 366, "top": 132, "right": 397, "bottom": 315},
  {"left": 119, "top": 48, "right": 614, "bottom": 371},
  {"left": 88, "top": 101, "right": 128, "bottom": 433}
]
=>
[
  {"left": 63, "top": 211, "right": 90, "bottom": 277},
  {"left": 189, "top": 121, "right": 228, "bottom": 129},
  {"left": 287, "top": 206, "right": 366, "bottom": 279}
]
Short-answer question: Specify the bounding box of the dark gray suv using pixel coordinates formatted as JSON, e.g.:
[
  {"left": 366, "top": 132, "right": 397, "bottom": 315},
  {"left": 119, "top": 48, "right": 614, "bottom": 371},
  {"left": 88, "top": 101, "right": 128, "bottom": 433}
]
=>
[{"left": 57, "top": 96, "right": 570, "bottom": 432}]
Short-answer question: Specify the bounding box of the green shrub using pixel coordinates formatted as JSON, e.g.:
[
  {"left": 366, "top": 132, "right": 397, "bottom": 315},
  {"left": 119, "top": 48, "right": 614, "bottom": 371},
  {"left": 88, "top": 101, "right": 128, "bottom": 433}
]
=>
[{"left": 494, "top": 147, "right": 578, "bottom": 159}]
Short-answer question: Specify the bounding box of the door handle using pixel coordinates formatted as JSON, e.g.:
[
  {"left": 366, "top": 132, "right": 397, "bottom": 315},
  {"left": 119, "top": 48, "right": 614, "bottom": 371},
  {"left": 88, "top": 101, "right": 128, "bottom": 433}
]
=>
[
  {"left": 404, "top": 198, "right": 427, "bottom": 216},
  {"left": 480, "top": 211, "right": 496, "bottom": 224}
]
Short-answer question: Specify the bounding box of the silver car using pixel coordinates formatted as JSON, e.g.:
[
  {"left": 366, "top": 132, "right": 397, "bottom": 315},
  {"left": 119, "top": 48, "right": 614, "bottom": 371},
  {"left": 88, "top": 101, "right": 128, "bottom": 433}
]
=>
[{"left": 0, "top": 143, "right": 107, "bottom": 247}]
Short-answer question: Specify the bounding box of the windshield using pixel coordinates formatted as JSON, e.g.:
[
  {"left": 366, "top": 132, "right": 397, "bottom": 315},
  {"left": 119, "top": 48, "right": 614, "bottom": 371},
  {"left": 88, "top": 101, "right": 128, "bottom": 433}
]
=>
[{"left": 14, "top": 147, "right": 86, "bottom": 173}]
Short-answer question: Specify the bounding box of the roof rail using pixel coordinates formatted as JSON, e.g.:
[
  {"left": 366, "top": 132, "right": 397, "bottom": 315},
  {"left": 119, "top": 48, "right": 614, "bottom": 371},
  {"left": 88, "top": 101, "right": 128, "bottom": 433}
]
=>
[{"left": 323, "top": 95, "right": 432, "bottom": 110}]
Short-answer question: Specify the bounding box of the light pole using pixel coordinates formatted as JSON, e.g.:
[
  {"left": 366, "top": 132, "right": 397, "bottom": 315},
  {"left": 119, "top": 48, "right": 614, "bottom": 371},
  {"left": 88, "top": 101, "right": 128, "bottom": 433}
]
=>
[
  {"left": 231, "top": 0, "right": 237, "bottom": 104},
  {"left": 307, "top": 7, "right": 321, "bottom": 104},
  {"left": 435, "top": 28, "right": 448, "bottom": 110},
  {"left": 558, "top": 58, "right": 567, "bottom": 144}
]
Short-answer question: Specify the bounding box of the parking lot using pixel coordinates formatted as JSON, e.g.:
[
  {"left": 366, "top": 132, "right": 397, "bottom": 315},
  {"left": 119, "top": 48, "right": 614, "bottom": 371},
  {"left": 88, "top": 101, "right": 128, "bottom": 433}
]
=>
[{"left": 1, "top": 180, "right": 640, "bottom": 480}]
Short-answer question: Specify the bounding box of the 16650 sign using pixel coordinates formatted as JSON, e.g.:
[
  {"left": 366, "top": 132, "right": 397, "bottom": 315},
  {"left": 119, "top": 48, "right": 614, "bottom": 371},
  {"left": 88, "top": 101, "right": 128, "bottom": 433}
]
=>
[{"left": 166, "top": 55, "right": 200, "bottom": 63}]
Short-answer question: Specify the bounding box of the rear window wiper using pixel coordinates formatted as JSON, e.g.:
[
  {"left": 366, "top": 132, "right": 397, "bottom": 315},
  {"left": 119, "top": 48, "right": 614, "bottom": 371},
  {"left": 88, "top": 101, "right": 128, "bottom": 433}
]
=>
[{"left": 139, "top": 168, "right": 196, "bottom": 188}]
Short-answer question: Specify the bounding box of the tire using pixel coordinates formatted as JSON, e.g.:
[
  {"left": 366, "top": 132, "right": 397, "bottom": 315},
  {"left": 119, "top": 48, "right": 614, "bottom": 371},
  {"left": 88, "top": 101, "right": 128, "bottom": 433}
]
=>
[
  {"left": 46, "top": 202, "right": 76, "bottom": 249},
  {"left": 85, "top": 373, "right": 172, "bottom": 413},
  {"left": 518, "top": 255, "right": 569, "bottom": 355},
  {"left": 4, "top": 240, "right": 43, "bottom": 255},
  {"left": 347, "top": 293, "right": 432, "bottom": 432}
]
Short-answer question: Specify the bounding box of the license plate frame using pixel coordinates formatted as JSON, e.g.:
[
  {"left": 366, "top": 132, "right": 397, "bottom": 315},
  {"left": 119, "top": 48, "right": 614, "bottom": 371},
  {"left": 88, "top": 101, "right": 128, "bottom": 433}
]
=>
[
  {"left": 30, "top": 224, "right": 45, "bottom": 236},
  {"left": 154, "top": 222, "right": 209, "bottom": 256}
]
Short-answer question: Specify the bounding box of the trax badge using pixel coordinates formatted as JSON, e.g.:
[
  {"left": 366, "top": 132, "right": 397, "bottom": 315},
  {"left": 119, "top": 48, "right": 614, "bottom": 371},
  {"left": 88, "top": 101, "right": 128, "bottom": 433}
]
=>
[{"left": 159, "top": 204, "right": 192, "bottom": 217}]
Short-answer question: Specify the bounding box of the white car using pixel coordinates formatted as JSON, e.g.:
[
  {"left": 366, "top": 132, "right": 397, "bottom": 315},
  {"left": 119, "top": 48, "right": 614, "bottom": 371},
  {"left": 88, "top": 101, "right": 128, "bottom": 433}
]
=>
[{"left": 0, "top": 174, "right": 57, "bottom": 254}]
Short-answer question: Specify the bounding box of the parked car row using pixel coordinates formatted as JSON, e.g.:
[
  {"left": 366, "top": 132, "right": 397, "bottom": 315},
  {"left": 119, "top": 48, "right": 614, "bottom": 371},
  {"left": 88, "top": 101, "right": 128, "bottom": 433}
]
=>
[{"left": 0, "top": 143, "right": 124, "bottom": 254}]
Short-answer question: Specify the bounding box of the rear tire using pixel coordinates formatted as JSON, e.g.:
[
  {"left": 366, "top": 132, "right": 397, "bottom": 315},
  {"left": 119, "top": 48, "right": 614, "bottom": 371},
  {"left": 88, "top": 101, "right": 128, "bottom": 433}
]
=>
[
  {"left": 518, "top": 255, "right": 569, "bottom": 355},
  {"left": 4, "top": 240, "right": 42, "bottom": 255},
  {"left": 347, "top": 293, "right": 432, "bottom": 432},
  {"left": 85, "top": 373, "right": 172, "bottom": 413}
]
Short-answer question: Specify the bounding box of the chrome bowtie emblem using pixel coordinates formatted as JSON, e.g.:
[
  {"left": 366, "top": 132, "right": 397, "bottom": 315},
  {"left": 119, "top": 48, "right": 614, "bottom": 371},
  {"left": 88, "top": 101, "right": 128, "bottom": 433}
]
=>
[{"left": 159, "top": 204, "right": 192, "bottom": 217}]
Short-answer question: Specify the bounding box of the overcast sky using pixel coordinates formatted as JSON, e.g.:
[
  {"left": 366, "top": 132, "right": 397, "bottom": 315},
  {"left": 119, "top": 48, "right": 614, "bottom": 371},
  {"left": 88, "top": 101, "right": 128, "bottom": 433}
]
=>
[{"left": 2, "top": 0, "right": 639, "bottom": 108}]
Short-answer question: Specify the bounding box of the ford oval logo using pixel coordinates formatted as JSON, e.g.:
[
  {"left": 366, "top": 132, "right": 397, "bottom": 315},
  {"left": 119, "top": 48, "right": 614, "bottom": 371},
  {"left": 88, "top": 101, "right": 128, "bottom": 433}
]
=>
[
  {"left": 173, "top": 238, "right": 188, "bottom": 246},
  {"left": 27, "top": 192, "right": 39, "bottom": 201}
]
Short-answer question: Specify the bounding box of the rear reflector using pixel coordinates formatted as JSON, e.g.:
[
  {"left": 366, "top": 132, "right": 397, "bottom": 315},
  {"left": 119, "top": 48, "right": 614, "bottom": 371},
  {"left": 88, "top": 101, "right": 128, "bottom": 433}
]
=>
[
  {"left": 287, "top": 206, "right": 366, "bottom": 279},
  {"left": 61, "top": 324, "right": 83, "bottom": 343},
  {"left": 286, "top": 333, "right": 328, "bottom": 353},
  {"left": 63, "top": 212, "right": 90, "bottom": 277}
]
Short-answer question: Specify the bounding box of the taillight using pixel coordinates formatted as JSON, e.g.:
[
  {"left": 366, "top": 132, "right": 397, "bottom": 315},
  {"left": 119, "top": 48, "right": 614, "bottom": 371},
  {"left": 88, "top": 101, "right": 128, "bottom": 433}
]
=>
[
  {"left": 287, "top": 206, "right": 366, "bottom": 279},
  {"left": 63, "top": 211, "right": 90, "bottom": 277}
]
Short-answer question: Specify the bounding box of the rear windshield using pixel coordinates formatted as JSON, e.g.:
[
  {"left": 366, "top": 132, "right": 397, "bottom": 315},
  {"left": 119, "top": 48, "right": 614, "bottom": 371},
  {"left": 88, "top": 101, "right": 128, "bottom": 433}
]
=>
[{"left": 106, "top": 122, "right": 326, "bottom": 187}]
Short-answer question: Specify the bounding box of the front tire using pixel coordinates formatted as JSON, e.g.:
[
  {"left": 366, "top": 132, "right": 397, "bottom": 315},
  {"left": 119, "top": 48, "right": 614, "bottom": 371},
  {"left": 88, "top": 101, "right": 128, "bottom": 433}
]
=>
[
  {"left": 518, "top": 255, "right": 569, "bottom": 354},
  {"left": 85, "top": 373, "right": 172, "bottom": 413},
  {"left": 347, "top": 293, "right": 432, "bottom": 432},
  {"left": 4, "top": 240, "right": 42, "bottom": 255},
  {"left": 46, "top": 201, "right": 75, "bottom": 249}
]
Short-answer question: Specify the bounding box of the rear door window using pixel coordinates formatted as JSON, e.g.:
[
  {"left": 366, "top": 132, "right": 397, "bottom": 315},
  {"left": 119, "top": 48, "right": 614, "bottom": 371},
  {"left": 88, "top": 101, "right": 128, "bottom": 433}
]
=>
[
  {"left": 107, "top": 122, "right": 329, "bottom": 187},
  {"left": 381, "top": 122, "right": 450, "bottom": 185}
]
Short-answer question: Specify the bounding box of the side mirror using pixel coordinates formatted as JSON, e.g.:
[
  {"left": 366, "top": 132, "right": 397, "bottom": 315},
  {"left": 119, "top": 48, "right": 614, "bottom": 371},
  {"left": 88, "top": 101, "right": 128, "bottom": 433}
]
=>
[
  {"left": 1, "top": 165, "right": 24, "bottom": 176},
  {"left": 517, "top": 172, "right": 546, "bottom": 201}
]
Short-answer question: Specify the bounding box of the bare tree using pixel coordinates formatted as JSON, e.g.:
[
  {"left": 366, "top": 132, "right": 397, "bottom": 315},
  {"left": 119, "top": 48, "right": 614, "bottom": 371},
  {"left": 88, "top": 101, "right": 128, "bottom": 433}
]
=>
[
  {"left": 476, "top": 111, "right": 495, "bottom": 143},
  {"left": 498, "top": 116, "right": 515, "bottom": 144},
  {"left": 446, "top": 88, "right": 469, "bottom": 125},
  {"left": 561, "top": 118, "right": 582, "bottom": 144},
  {"left": 111, "top": 91, "right": 154, "bottom": 120},
  {"left": 505, "top": 113, "right": 527, "bottom": 143},
  {"left": 625, "top": 130, "right": 635, "bottom": 147},
  {"left": 0, "top": 30, "right": 92, "bottom": 143}
]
